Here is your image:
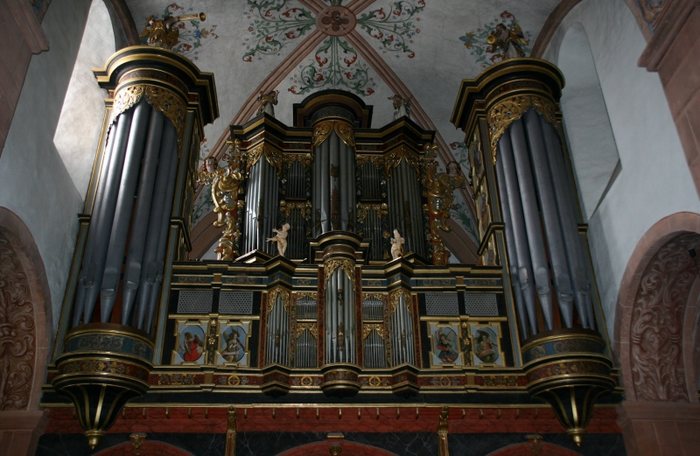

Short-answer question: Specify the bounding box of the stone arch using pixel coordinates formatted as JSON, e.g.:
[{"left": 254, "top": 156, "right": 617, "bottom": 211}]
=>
[
  {"left": 278, "top": 439, "right": 397, "bottom": 456},
  {"left": 487, "top": 441, "right": 580, "bottom": 456},
  {"left": 0, "top": 207, "right": 52, "bottom": 454},
  {"left": 94, "top": 439, "right": 193, "bottom": 456},
  {"left": 615, "top": 212, "right": 700, "bottom": 401}
]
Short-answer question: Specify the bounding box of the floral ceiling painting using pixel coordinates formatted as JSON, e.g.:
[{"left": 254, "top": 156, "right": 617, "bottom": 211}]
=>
[
  {"left": 128, "top": 0, "right": 560, "bottom": 259},
  {"left": 242, "top": 0, "right": 424, "bottom": 96}
]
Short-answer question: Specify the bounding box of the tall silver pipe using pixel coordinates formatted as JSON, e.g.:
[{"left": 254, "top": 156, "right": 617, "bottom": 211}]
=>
[
  {"left": 75, "top": 108, "right": 136, "bottom": 325},
  {"left": 498, "top": 135, "right": 539, "bottom": 335},
  {"left": 100, "top": 102, "right": 152, "bottom": 321},
  {"left": 495, "top": 158, "right": 530, "bottom": 337},
  {"left": 525, "top": 111, "right": 575, "bottom": 327},
  {"left": 320, "top": 140, "right": 330, "bottom": 233},
  {"left": 542, "top": 119, "right": 594, "bottom": 329},
  {"left": 85, "top": 101, "right": 150, "bottom": 323},
  {"left": 73, "top": 109, "right": 132, "bottom": 325},
  {"left": 144, "top": 123, "right": 179, "bottom": 332},
  {"left": 134, "top": 122, "right": 178, "bottom": 332},
  {"left": 121, "top": 109, "right": 165, "bottom": 324},
  {"left": 509, "top": 120, "right": 554, "bottom": 330}
]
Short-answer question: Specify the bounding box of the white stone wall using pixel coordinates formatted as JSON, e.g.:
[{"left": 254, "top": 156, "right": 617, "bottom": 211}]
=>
[
  {"left": 0, "top": 0, "right": 95, "bottom": 332},
  {"left": 544, "top": 0, "right": 700, "bottom": 339}
]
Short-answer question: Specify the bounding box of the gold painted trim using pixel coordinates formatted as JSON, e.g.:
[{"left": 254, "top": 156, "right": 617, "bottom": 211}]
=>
[{"left": 312, "top": 119, "right": 355, "bottom": 148}]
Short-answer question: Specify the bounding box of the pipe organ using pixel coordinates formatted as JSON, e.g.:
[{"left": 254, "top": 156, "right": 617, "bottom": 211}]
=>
[{"left": 47, "top": 48, "right": 619, "bottom": 452}]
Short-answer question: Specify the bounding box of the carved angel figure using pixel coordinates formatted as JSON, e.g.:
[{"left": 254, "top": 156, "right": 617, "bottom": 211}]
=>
[
  {"left": 390, "top": 229, "right": 405, "bottom": 260},
  {"left": 388, "top": 94, "right": 411, "bottom": 119},
  {"left": 267, "top": 223, "right": 291, "bottom": 257},
  {"left": 257, "top": 90, "right": 279, "bottom": 117}
]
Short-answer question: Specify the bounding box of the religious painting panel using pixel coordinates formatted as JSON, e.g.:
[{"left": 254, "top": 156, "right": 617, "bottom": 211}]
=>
[
  {"left": 428, "top": 321, "right": 464, "bottom": 367},
  {"left": 216, "top": 320, "right": 252, "bottom": 367},
  {"left": 171, "top": 319, "right": 208, "bottom": 365},
  {"left": 469, "top": 322, "right": 505, "bottom": 367}
]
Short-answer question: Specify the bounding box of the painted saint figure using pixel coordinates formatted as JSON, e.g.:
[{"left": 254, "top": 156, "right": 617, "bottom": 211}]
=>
[
  {"left": 390, "top": 229, "right": 405, "bottom": 260},
  {"left": 475, "top": 330, "right": 498, "bottom": 363},
  {"left": 267, "top": 223, "right": 291, "bottom": 256},
  {"left": 436, "top": 330, "right": 458, "bottom": 364},
  {"left": 182, "top": 331, "right": 203, "bottom": 362},
  {"left": 222, "top": 328, "right": 244, "bottom": 363}
]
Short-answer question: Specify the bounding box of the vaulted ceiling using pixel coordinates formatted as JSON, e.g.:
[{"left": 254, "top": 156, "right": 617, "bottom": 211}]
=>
[{"left": 123, "top": 0, "right": 562, "bottom": 257}]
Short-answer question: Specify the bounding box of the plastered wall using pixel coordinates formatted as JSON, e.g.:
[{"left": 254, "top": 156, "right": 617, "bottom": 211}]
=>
[
  {"left": 0, "top": 0, "right": 93, "bottom": 332},
  {"left": 544, "top": 0, "right": 700, "bottom": 339}
]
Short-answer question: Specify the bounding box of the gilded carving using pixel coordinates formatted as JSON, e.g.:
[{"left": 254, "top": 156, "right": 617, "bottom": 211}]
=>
[
  {"left": 388, "top": 288, "right": 411, "bottom": 313},
  {"left": 198, "top": 144, "right": 246, "bottom": 260},
  {"left": 267, "top": 287, "right": 291, "bottom": 313},
  {"left": 245, "top": 143, "right": 284, "bottom": 173},
  {"left": 0, "top": 232, "right": 35, "bottom": 410},
  {"left": 280, "top": 200, "right": 312, "bottom": 220},
  {"left": 324, "top": 258, "right": 355, "bottom": 283},
  {"left": 630, "top": 234, "right": 699, "bottom": 401},
  {"left": 385, "top": 145, "right": 420, "bottom": 172},
  {"left": 111, "top": 84, "right": 187, "bottom": 143},
  {"left": 487, "top": 94, "right": 558, "bottom": 163},
  {"left": 312, "top": 119, "right": 355, "bottom": 148},
  {"left": 422, "top": 144, "right": 465, "bottom": 265},
  {"left": 295, "top": 322, "right": 318, "bottom": 339},
  {"left": 362, "top": 323, "right": 386, "bottom": 340},
  {"left": 356, "top": 203, "right": 388, "bottom": 224}
]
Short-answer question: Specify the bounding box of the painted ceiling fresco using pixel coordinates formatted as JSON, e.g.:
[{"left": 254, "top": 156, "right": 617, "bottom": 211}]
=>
[{"left": 126, "top": 0, "right": 561, "bottom": 254}]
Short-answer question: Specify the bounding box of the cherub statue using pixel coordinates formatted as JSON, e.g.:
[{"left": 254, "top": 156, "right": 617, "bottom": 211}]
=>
[
  {"left": 257, "top": 90, "right": 279, "bottom": 117},
  {"left": 390, "top": 229, "right": 405, "bottom": 260},
  {"left": 267, "top": 223, "right": 291, "bottom": 257},
  {"left": 388, "top": 94, "right": 411, "bottom": 120},
  {"left": 486, "top": 21, "right": 527, "bottom": 60}
]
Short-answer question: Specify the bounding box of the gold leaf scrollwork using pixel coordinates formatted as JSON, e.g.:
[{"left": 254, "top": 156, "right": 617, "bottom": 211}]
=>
[
  {"left": 385, "top": 145, "right": 420, "bottom": 172},
  {"left": 267, "top": 286, "right": 291, "bottom": 313},
  {"left": 280, "top": 200, "right": 312, "bottom": 220},
  {"left": 356, "top": 203, "right": 388, "bottom": 225},
  {"left": 295, "top": 322, "right": 318, "bottom": 338},
  {"left": 111, "top": 84, "right": 187, "bottom": 144},
  {"left": 312, "top": 119, "right": 355, "bottom": 148},
  {"left": 245, "top": 143, "right": 284, "bottom": 173},
  {"left": 324, "top": 258, "right": 355, "bottom": 283},
  {"left": 388, "top": 288, "right": 411, "bottom": 313},
  {"left": 362, "top": 323, "right": 386, "bottom": 341},
  {"left": 487, "top": 94, "right": 558, "bottom": 164}
]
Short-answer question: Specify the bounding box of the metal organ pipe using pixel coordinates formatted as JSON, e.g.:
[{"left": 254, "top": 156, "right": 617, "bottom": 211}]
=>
[
  {"left": 495, "top": 158, "right": 530, "bottom": 338},
  {"left": 508, "top": 119, "right": 554, "bottom": 330},
  {"left": 121, "top": 109, "right": 165, "bottom": 324},
  {"left": 99, "top": 102, "right": 152, "bottom": 322},
  {"left": 73, "top": 108, "right": 134, "bottom": 326},
  {"left": 541, "top": 118, "right": 594, "bottom": 329},
  {"left": 497, "top": 134, "right": 539, "bottom": 335},
  {"left": 524, "top": 111, "right": 575, "bottom": 327},
  {"left": 137, "top": 122, "right": 178, "bottom": 332}
]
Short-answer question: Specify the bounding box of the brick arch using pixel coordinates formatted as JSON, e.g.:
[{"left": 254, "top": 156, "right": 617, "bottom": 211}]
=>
[
  {"left": 0, "top": 206, "right": 52, "bottom": 454},
  {"left": 95, "top": 439, "right": 193, "bottom": 456},
  {"left": 487, "top": 441, "right": 581, "bottom": 456},
  {"left": 278, "top": 439, "right": 397, "bottom": 456},
  {"left": 615, "top": 212, "right": 700, "bottom": 401}
]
